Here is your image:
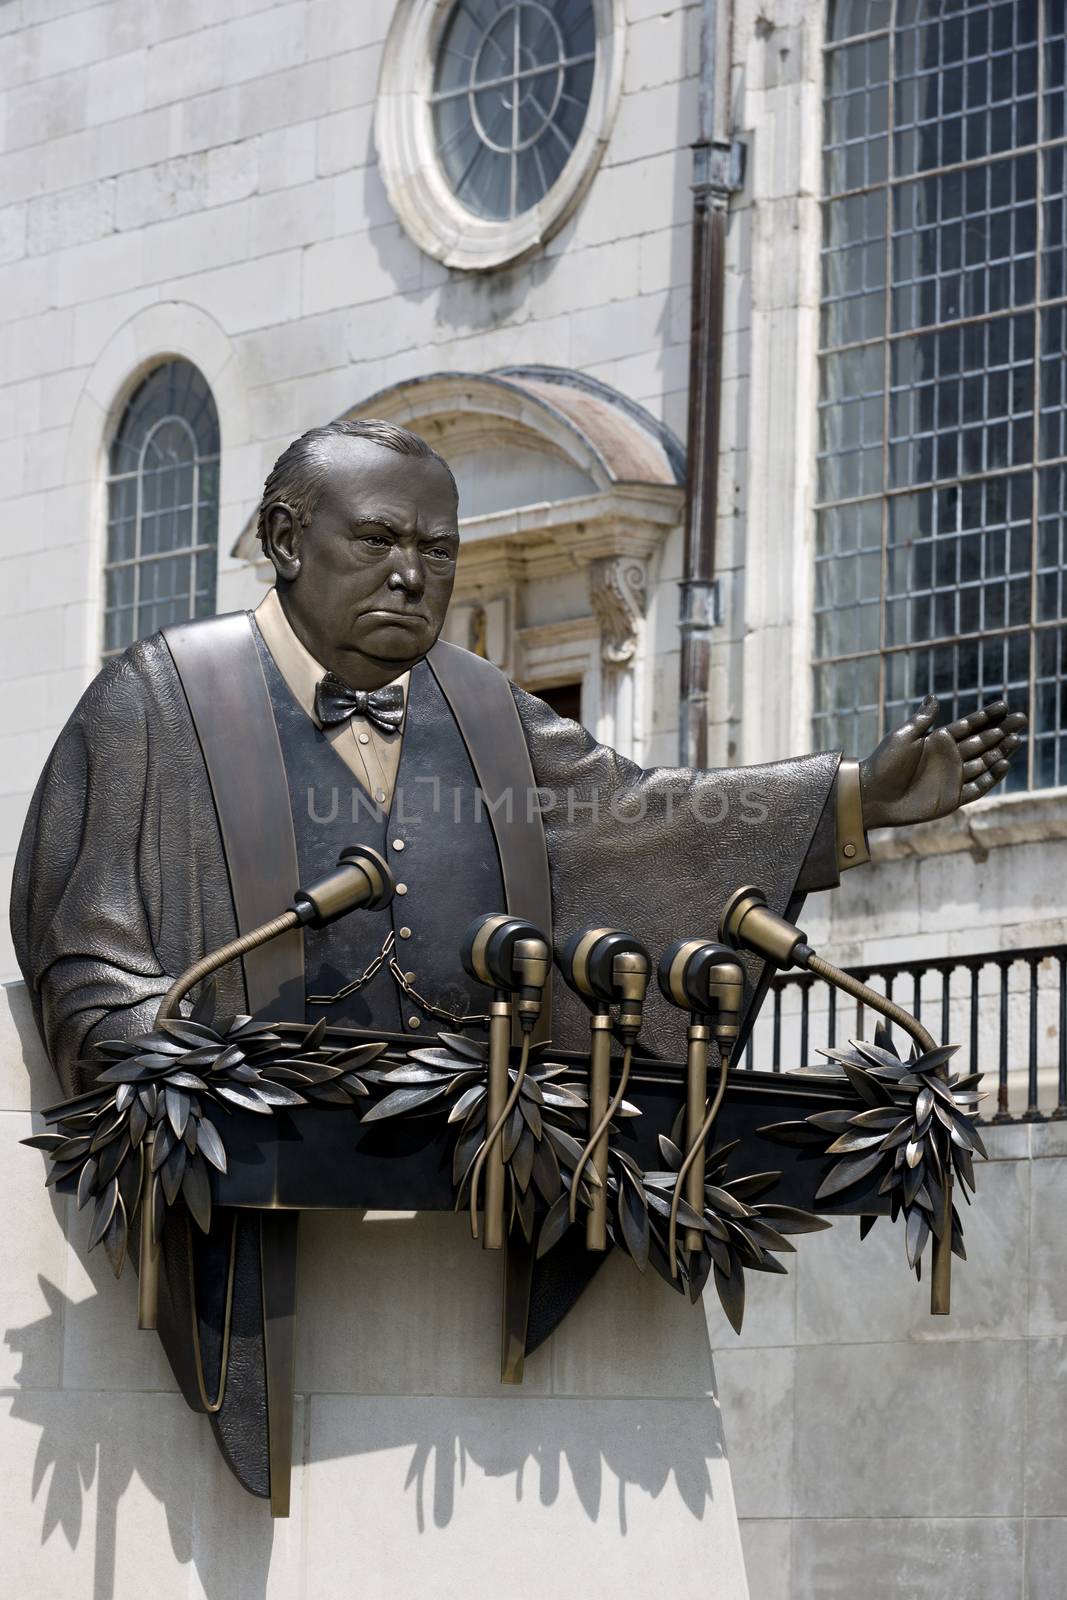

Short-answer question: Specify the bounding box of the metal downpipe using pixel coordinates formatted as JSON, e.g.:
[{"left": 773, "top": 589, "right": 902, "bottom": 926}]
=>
[{"left": 679, "top": 0, "right": 738, "bottom": 768}]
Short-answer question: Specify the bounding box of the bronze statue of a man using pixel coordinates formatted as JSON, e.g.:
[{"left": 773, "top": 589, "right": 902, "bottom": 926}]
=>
[{"left": 10, "top": 418, "right": 1026, "bottom": 1498}]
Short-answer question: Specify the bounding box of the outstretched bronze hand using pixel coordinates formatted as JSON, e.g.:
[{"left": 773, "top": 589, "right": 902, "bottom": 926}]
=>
[{"left": 859, "top": 694, "right": 1027, "bottom": 830}]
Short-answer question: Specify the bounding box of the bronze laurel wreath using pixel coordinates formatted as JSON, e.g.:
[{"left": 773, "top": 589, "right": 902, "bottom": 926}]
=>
[
  {"left": 26, "top": 1008, "right": 983, "bottom": 1329},
  {"left": 24, "top": 1005, "right": 388, "bottom": 1276},
  {"left": 363, "top": 1032, "right": 599, "bottom": 1242},
  {"left": 759, "top": 1020, "right": 985, "bottom": 1276}
]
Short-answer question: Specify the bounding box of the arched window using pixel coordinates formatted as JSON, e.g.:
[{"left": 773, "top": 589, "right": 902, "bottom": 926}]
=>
[
  {"left": 815, "top": 0, "right": 1066, "bottom": 790},
  {"left": 103, "top": 359, "right": 220, "bottom": 658}
]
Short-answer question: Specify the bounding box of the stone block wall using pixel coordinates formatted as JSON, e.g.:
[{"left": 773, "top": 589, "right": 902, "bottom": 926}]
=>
[
  {"left": 715, "top": 1116, "right": 1067, "bottom": 1599},
  {"left": 714, "top": 0, "right": 1067, "bottom": 1053}
]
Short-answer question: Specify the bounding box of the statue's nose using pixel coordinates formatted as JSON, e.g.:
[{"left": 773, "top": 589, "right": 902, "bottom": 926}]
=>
[{"left": 387, "top": 556, "right": 424, "bottom": 595}]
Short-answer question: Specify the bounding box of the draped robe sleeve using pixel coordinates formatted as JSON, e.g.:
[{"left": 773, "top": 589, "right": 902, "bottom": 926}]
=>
[
  {"left": 510, "top": 686, "right": 842, "bottom": 1059},
  {"left": 10, "top": 633, "right": 244, "bottom": 1097}
]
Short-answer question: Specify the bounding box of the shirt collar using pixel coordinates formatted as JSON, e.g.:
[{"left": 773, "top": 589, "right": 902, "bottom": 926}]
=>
[{"left": 253, "top": 587, "right": 409, "bottom": 727}]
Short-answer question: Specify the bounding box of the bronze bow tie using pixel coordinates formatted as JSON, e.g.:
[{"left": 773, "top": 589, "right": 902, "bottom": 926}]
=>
[{"left": 313, "top": 673, "right": 406, "bottom": 734}]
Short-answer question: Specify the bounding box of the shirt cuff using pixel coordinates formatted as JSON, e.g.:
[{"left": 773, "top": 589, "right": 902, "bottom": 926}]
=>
[{"left": 835, "top": 759, "right": 870, "bottom": 872}]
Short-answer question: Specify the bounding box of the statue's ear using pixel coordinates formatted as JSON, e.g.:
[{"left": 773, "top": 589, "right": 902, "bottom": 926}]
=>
[{"left": 263, "top": 503, "right": 301, "bottom": 580}]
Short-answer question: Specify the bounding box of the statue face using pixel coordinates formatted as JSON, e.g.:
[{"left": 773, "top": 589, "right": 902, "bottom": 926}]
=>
[{"left": 267, "top": 437, "right": 460, "bottom": 688}]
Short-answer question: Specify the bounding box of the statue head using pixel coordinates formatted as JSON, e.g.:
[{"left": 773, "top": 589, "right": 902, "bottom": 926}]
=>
[{"left": 258, "top": 419, "right": 460, "bottom": 689}]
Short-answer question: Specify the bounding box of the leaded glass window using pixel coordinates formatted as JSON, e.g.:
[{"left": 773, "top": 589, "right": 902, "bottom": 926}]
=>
[
  {"left": 103, "top": 361, "right": 220, "bottom": 659},
  {"left": 816, "top": 0, "right": 1067, "bottom": 791},
  {"left": 431, "top": 0, "right": 596, "bottom": 220}
]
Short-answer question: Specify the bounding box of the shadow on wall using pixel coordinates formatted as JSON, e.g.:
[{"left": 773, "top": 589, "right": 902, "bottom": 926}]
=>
[
  {"left": 3, "top": 985, "right": 726, "bottom": 1600},
  {"left": 340, "top": 1385, "right": 722, "bottom": 1536},
  {"left": 5, "top": 1278, "right": 275, "bottom": 1600},
  {"left": 4, "top": 1277, "right": 724, "bottom": 1599}
]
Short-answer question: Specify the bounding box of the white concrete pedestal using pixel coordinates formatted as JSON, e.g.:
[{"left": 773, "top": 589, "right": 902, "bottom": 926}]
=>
[{"left": 1, "top": 981, "right": 750, "bottom": 1599}]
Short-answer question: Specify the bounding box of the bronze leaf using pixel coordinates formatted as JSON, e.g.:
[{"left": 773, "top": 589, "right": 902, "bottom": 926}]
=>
[
  {"left": 87, "top": 1178, "right": 119, "bottom": 1252},
  {"left": 76, "top": 1154, "right": 98, "bottom": 1211},
  {"left": 196, "top": 1117, "right": 228, "bottom": 1175},
  {"left": 536, "top": 1193, "right": 572, "bottom": 1258},
  {"left": 814, "top": 1146, "right": 887, "bottom": 1201},
  {"left": 102, "top": 1197, "right": 128, "bottom": 1278},
  {"left": 181, "top": 1155, "right": 212, "bottom": 1234}
]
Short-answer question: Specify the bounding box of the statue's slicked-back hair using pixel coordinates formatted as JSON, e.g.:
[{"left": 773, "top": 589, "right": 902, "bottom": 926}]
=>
[{"left": 256, "top": 418, "right": 458, "bottom": 551}]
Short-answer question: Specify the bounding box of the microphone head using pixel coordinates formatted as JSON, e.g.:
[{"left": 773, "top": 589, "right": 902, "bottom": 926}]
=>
[
  {"left": 560, "top": 928, "right": 651, "bottom": 1011},
  {"left": 460, "top": 913, "right": 511, "bottom": 986},
  {"left": 461, "top": 913, "right": 550, "bottom": 996},
  {"left": 658, "top": 938, "right": 710, "bottom": 1010},
  {"left": 719, "top": 885, "right": 807, "bottom": 968},
  {"left": 291, "top": 844, "right": 395, "bottom": 927},
  {"left": 659, "top": 938, "right": 745, "bottom": 1023},
  {"left": 336, "top": 845, "right": 394, "bottom": 910}
]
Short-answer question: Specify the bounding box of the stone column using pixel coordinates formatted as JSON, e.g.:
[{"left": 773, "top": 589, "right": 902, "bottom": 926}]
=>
[{"left": 588, "top": 556, "right": 648, "bottom": 762}]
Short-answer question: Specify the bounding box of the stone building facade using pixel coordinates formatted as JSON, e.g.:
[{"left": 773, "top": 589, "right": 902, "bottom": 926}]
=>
[{"left": 2, "top": 1, "right": 1066, "bottom": 1595}]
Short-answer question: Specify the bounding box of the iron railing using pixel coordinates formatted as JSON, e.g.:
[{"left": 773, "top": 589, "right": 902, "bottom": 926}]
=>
[{"left": 743, "top": 944, "right": 1067, "bottom": 1124}]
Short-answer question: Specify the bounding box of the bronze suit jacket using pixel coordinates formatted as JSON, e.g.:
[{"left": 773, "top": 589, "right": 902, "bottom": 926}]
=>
[{"left": 12, "top": 616, "right": 840, "bottom": 1091}]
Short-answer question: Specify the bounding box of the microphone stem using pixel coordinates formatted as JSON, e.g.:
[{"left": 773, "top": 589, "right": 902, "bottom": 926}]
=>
[
  {"left": 155, "top": 910, "right": 301, "bottom": 1025},
  {"left": 470, "top": 1020, "right": 530, "bottom": 1246},
  {"left": 798, "top": 949, "right": 936, "bottom": 1056},
  {"left": 668, "top": 1042, "right": 731, "bottom": 1280},
  {"left": 137, "top": 1127, "right": 160, "bottom": 1331},
  {"left": 683, "top": 1024, "right": 710, "bottom": 1253},
  {"left": 570, "top": 1033, "right": 635, "bottom": 1240}
]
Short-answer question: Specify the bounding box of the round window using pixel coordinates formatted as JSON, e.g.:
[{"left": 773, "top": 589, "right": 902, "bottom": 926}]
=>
[
  {"left": 431, "top": 1, "right": 596, "bottom": 222},
  {"left": 377, "top": 0, "right": 625, "bottom": 271}
]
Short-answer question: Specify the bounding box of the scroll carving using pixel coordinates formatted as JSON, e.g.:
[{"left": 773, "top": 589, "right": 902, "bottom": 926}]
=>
[{"left": 588, "top": 557, "right": 647, "bottom": 666}]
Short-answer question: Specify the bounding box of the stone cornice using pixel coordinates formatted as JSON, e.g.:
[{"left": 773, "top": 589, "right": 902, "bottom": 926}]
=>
[
  {"left": 453, "top": 485, "right": 684, "bottom": 596},
  {"left": 869, "top": 786, "right": 1067, "bottom": 863}
]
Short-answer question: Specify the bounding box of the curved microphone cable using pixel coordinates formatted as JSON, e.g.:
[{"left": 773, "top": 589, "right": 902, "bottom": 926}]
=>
[
  {"left": 468, "top": 1030, "right": 532, "bottom": 1241},
  {"left": 568, "top": 1039, "right": 634, "bottom": 1225},
  {"left": 666, "top": 1042, "right": 732, "bottom": 1279}
]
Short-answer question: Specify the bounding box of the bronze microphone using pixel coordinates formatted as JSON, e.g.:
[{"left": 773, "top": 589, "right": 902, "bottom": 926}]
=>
[
  {"left": 658, "top": 940, "right": 745, "bottom": 1259},
  {"left": 719, "top": 885, "right": 952, "bottom": 1315},
  {"left": 560, "top": 929, "right": 651, "bottom": 1251},
  {"left": 460, "top": 914, "right": 551, "bottom": 1249},
  {"left": 138, "top": 845, "right": 395, "bottom": 1331},
  {"left": 154, "top": 843, "right": 395, "bottom": 1026}
]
